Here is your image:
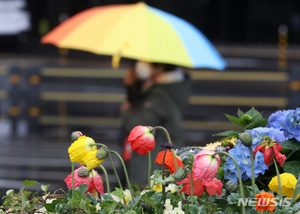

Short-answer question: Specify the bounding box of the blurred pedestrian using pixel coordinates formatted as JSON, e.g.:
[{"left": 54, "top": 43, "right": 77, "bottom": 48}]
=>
[{"left": 120, "top": 61, "right": 190, "bottom": 186}]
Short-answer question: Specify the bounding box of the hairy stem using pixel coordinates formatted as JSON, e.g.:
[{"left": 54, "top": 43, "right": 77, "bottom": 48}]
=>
[
  {"left": 110, "top": 150, "right": 135, "bottom": 204},
  {"left": 213, "top": 151, "right": 245, "bottom": 214},
  {"left": 99, "top": 165, "right": 110, "bottom": 194},
  {"left": 249, "top": 149, "right": 256, "bottom": 195}
]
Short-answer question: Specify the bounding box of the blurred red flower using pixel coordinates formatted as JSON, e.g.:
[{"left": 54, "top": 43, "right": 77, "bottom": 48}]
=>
[{"left": 128, "top": 126, "right": 155, "bottom": 155}]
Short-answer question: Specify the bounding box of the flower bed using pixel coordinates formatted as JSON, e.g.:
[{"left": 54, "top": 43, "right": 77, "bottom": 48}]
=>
[{"left": 2, "top": 107, "right": 300, "bottom": 213}]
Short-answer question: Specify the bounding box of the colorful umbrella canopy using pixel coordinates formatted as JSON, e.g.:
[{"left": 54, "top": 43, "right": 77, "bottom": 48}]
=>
[{"left": 41, "top": 2, "right": 226, "bottom": 70}]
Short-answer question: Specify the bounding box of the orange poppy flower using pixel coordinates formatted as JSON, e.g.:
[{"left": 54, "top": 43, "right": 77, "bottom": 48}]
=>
[
  {"left": 255, "top": 192, "right": 276, "bottom": 213},
  {"left": 154, "top": 150, "right": 184, "bottom": 174}
]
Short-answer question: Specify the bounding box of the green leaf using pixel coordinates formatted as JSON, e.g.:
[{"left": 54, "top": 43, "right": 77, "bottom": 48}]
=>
[
  {"left": 69, "top": 190, "right": 83, "bottom": 206},
  {"left": 215, "top": 199, "right": 228, "bottom": 210},
  {"left": 290, "top": 173, "right": 300, "bottom": 206},
  {"left": 241, "top": 115, "right": 252, "bottom": 124},
  {"left": 76, "top": 184, "right": 88, "bottom": 195},
  {"left": 244, "top": 107, "right": 261, "bottom": 119},
  {"left": 124, "top": 211, "right": 137, "bottom": 214},
  {"left": 100, "top": 199, "right": 117, "bottom": 213},
  {"left": 111, "top": 187, "right": 125, "bottom": 199},
  {"left": 284, "top": 161, "right": 300, "bottom": 177},
  {"left": 213, "top": 130, "right": 240, "bottom": 137},
  {"left": 22, "top": 180, "right": 38, "bottom": 187},
  {"left": 281, "top": 139, "right": 300, "bottom": 151},
  {"left": 186, "top": 204, "right": 203, "bottom": 214},
  {"left": 44, "top": 203, "right": 56, "bottom": 212},
  {"left": 237, "top": 108, "right": 244, "bottom": 119},
  {"left": 224, "top": 114, "right": 246, "bottom": 127},
  {"left": 244, "top": 119, "right": 268, "bottom": 130},
  {"left": 292, "top": 201, "right": 300, "bottom": 212},
  {"left": 41, "top": 184, "right": 50, "bottom": 192},
  {"left": 141, "top": 195, "right": 156, "bottom": 207}
]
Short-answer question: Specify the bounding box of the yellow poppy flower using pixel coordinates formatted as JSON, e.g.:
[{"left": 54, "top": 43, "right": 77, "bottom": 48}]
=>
[
  {"left": 268, "top": 173, "right": 300, "bottom": 199},
  {"left": 68, "top": 136, "right": 97, "bottom": 164},
  {"left": 82, "top": 150, "right": 105, "bottom": 171}
]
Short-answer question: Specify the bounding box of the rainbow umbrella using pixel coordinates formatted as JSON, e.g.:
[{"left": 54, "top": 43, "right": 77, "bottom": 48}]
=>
[{"left": 41, "top": 2, "right": 226, "bottom": 70}]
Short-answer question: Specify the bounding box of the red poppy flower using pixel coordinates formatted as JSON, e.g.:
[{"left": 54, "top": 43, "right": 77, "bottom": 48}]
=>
[
  {"left": 255, "top": 192, "right": 276, "bottom": 212},
  {"left": 177, "top": 173, "right": 223, "bottom": 196},
  {"left": 64, "top": 166, "right": 104, "bottom": 195},
  {"left": 202, "top": 178, "right": 223, "bottom": 195},
  {"left": 253, "top": 136, "right": 286, "bottom": 167},
  {"left": 154, "top": 150, "right": 184, "bottom": 174},
  {"left": 128, "top": 126, "right": 155, "bottom": 155},
  {"left": 177, "top": 173, "right": 204, "bottom": 196}
]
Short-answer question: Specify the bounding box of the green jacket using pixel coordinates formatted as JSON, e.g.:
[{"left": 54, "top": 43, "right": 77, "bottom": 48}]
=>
[{"left": 122, "top": 74, "right": 190, "bottom": 185}]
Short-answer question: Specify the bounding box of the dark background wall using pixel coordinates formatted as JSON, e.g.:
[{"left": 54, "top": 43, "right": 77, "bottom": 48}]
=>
[{"left": 1, "top": 0, "right": 300, "bottom": 53}]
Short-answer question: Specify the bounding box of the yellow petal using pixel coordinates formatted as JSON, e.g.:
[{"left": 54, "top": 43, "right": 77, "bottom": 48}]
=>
[{"left": 82, "top": 150, "right": 104, "bottom": 170}]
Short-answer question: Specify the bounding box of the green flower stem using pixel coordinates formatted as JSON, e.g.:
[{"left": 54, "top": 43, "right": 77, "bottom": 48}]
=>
[
  {"left": 249, "top": 149, "right": 256, "bottom": 195},
  {"left": 148, "top": 151, "right": 152, "bottom": 189},
  {"left": 72, "top": 162, "right": 75, "bottom": 198},
  {"left": 190, "top": 170, "right": 194, "bottom": 205},
  {"left": 100, "top": 165, "right": 110, "bottom": 194},
  {"left": 152, "top": 126, "right": 179, "bottom": 170},
  {"left": 92, "top": 143, "right": 123, "bottom": 190},
  {"left": 110, "top": 150, "right": 135, "bottom": 204},
  {"left": 152, "top": 126, "right": 186, "bottom": 199},
  {"left": 179, "top": 153, "right": 195, "bottom": 159},
  {"left": 213, "top": 151, "right": 245, "bottom": 214},
  {"left": 152, "top": 126, "right": 172, "bottom": 144},
  {"left": 177, "top": 147, "right": 202, "bottom": 156},
  {"left": 162, "top": 150, "right": 168, "bottom": 203},
  {"left": 273, "top": 158, "right": 283, "bottom": 210}
]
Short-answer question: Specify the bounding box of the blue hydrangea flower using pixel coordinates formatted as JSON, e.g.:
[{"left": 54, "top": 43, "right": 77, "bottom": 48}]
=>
[
  {"left": 267, "top": 109, "right": 294, "bottom": 129},
  {"left": 247, "top": 127, "right": 287, "bottom": 145},
  {"left": 224, "top": 127, "right": 285, "bottom": 182},
  {"left": 281, "top": 107, "right": 300, "bottom": 141}
]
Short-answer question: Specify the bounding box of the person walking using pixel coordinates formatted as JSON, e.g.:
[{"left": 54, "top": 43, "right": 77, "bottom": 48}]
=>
[{"left": 120, "top": 61, "right": 190, "bottom": 186}]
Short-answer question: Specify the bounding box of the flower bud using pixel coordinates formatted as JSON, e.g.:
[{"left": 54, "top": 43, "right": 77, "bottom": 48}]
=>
[
  {"left": 71, "top": 131, "right": 82, "bottom": 142},
  {"left": 226, "top": 182, "right": 239, "bottom": 193},
  {"left": 96, "top": 147, "right": 108, "bottom": 160},
  {"left": 77, "top": 167, "right": 89, "bottom": 177},
  {"left": 141, "top": 202, "right": 151, "bottom": 210},
  {"left": 173, "top": 167, "right": 188, "bottom": 182},
  {"left": 239, "top": 131, "right": 252, "bottom": 147}
]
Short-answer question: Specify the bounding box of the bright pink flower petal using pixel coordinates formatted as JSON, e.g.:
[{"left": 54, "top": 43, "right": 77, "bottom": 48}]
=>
[
  {"left": 91, "top": 169, "right": 104, "bottom": 195},
  {"left": 202, "top": 178, "right": 223, "bottom": 195},
  {"left": 128, "top": 126, "right": 155, "bottom": 155},
  {"left": 193, "top": 150, "right": 220, "bottom": 182},
  {"left": 64, "top": 166, "right": 93, "bottom": 194}
]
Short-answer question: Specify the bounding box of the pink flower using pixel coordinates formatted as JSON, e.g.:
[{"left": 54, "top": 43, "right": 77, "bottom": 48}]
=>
[
  {"left": 127, "top": 126, "right": 155, "bottom": 155},
  {"left": 193, "top": 149, "right": 220, "bottom": 182},
  {"left": 178, "top": 173, "right": 223, "bottom": 196},
  {"left": 64, "top": 166, "right": 104, "bottom": 195}
]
